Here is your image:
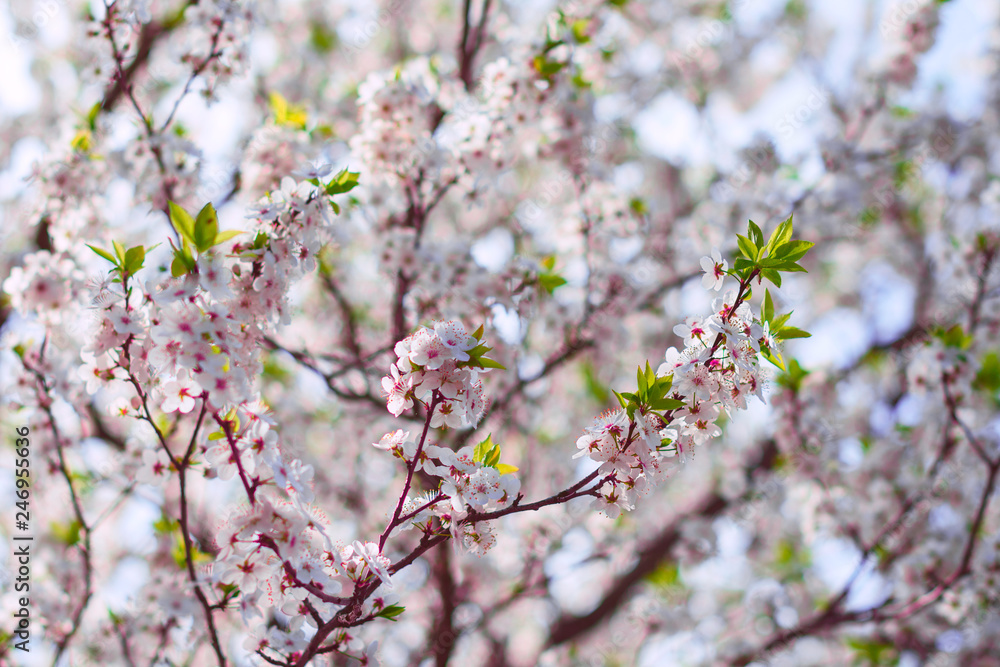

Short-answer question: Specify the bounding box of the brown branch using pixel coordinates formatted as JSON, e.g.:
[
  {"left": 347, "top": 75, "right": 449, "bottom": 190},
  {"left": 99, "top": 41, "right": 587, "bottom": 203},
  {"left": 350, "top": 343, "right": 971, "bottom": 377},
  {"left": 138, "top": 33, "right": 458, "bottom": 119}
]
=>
[{"left": 430, "top": 548, "right": 459, "bottom": 667}]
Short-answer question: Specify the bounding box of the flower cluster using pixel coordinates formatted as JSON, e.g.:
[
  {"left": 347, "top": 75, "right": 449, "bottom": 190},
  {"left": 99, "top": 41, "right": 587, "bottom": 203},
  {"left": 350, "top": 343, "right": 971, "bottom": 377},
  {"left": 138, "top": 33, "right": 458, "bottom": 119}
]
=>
[
  {"left": 381, "top": 320, "right": 493, "bottom": 428},
  {"left": 374, "top": 431, "right": 520, "bottom": 556},
  {"left": 2, "top": 251, "right": 85, "bottom": 322},
  {"left": 351, "top": 62, "right": 438, "bottom": 181},
  {"left": 576, "top": 220, "right": 812, "bottom": 518}
]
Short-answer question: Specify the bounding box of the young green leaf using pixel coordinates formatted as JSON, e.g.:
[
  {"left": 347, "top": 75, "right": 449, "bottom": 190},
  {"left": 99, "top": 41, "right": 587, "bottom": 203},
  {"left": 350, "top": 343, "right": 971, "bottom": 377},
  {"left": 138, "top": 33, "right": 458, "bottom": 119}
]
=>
[
  {"left": 474, "top": 357, "right": 506, "bottom": 370},
  {"left": 651, "top": 397, "right": 686, "bottom": 411},
  {"left": 748, "top": 220, "right": 764, "bottom": 248},
  {"left": 772, "top": 239, "right": 814, "bottom": 263},
  {"left": 762, "top": 289, "right": 775, "bottom": 324},
  {"left": 375, "top": 605, "right": 406, "bottom": 621},
  {"left": 213, "top": 229, "right": 244, "bottom": 246},
  {"left": 764, "top": 216, "right": 794, "bottom": 256},
  {"left": 87, "top": 244, "right": 118, "bottom": 265},
  {"left": 775, "top": 327, "right": 811, "bottom": 340},
  {"left": 474, "top": 435, "right": 495, "bottom": 464},
  {"left": 194, "top": 203, "right": 219, "bottom": 252},
  {"left": 123, "top": 245, "right": 146, "bottom": 274},
  {"left": 613, "top": 390, "right": 628, "bottom": 410},
  {"left": 168, "top": 202, "right": 196, "bottom": 242},
  {"left": 737, "top": 234, "right": 757, "bottom": 261},
  {"left": 538, "top": 273, "right": 567, "bottom": 293}
]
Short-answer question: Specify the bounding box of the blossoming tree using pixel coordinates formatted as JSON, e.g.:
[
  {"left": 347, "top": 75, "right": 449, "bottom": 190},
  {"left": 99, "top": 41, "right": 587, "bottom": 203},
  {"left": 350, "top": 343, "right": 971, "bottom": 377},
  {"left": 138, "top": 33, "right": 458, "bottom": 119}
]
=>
[{"left": 1, "top": 0, "right": 998, "bottom": 666}]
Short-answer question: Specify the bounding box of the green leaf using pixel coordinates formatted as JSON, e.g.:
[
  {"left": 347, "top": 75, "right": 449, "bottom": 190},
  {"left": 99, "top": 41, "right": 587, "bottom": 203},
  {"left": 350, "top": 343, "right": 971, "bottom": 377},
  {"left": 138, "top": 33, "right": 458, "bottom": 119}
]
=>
[
  {"left": 763, "top": 347, "right": 786, "bottom": 371},
  {"left": 775, "top": 327, "right": 811, "bottom": 340},
  {"left": 171, "top": 247, "right": 196, "bottom": 277},
  {"left": 474, "top": 357, "right": 506, "bottom": 370},
  {"left": 51, "top": 519, "right": 82, "bottom": 546},
  {"left": 736, "top": 234, "right": 757, "bottom": 261},
  {"left": 777, "top": 358, "right": 810, "bottom": 391},
  {"left": 644, "top": 362, "right": 657, "bottom": 390},
  {"left": 636, "top": 365, "right": 648, "bottom": 395},
  {"left": 213, "top": 229, "right": 244, "bottom": 245},
  {"left": 937, "top": 324, "right": 972, "bottom": 350},
  {"left": 87, "top": 244, "right": 118, "bottom": 265},
  {"left": 269, "top": 92, "right": 308, "bottom": 130},
  {"left": 760, "top": 268, "right": 782, "bottom": 287},
  {"left": 650, "top": 397, "right": 686, "bottom": 411},
  {"left": 194, "top": 202, "right": 219, "bottom": 253},
  {"left": 973, "top": 351, "right": 1000, "bottom": 394},
  {"left": 645, "top": 561, "right": 680, "bottom": 588},
  {"left": 71, "top": 129, "right": 92, "bottom": 153},
  {"left": 771, "top": 312, "right": 793, "bottom": 331},
  {"left": 123, "top": 245, "right": 146, "bottom": 274},
  {"left": 471, "top": 324, "right": 485, "bottom": 341},
  {"left": 533, "top": 54, "right": 567, "bottom": 77},
  {"left": 468, "top": 343, "right": 492, "bottom": 357},
  {"left": 541, "top": 255, "right": 557, "bottom": 271},
  {"left": 86, "top": 102, "right": 102, "bottom": 130},
  {"left": 112, "top": 240, "right": 126, "bottom": 264},
  {"left": 474, "top": 435, "right": 495, "bottom": 464},
  {"left": 772, "top": 239, "right": 814, "bottom": 263},
  {"left": 325, "top": 167, "right": 361, "bottom": 195},
  {"left": 375, "top": 604, "right": 406, "bottom": 621},
  {"left": 168, "top": 201, "right": 196, "bottom": 242},
  {"left": 497, "top": 463, "right": 519, "bottom": 475},
  {"left": 762, "top": 289, "right": 775, "bottom": 324},
  {"left": 539, "top": 273, "right": 568, "bottom": 293},
  {"left": 845, "top": 637, "right": 897, "bottom": 666},
  {"left": 613, "top": 390, "right": 628, "bottom": 410},
  {"left": 764, "top": 216, "right": 794, "bottom": 256},
  {"left": 474, "top": 434, "right": 503, "bottom": 469},
  {"left": 747, "top": 220, "right": 764, "bottom": 248},
  {"left": 153, "top": 514, "right": 180, "bottom": 534}
]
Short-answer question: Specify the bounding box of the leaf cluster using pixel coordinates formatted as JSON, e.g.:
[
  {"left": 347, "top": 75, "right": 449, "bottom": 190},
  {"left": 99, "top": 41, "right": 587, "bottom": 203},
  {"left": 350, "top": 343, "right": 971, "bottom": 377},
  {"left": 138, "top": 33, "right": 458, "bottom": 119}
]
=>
[
  {"left": 473, "top": 434, "right": 519, "bottom": 475},
  {"left": 613, "top": 362, "right": 685, "bottom": 422},
  {"left": 87, "top": 240, "right": 157, "bottom": 286},
  {"left": 167, "top": 201, "right": 243, "bottom": 277},
  {"left": 759, "top": 288, "right": 811, "bottom": 370},
  {"left": 461, "top": 324, "right": 506, "bottom": 370},
  {"left": 734, "top": 216, "right": 814, "bottom": 288}
]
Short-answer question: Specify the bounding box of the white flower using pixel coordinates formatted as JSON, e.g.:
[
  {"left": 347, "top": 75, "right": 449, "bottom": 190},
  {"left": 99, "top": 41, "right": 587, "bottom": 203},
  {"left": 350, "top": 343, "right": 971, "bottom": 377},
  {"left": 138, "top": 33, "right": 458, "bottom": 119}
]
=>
[
  {"left": 160, "top": 373, "right": 202, "bottom": 413},
  {"left": 381, "top": 365, "right": 414, "bottom": 416},
  {"left": 700, "top": 248, "right": 728, "bottom": 291},
  {"left": 107, "top": 305, "right": 145, "bottom": 336},
  {"left": 197, "top": 252, "right": 233, "bottom": 301},
  {"left": 136, "top": 448, "right": 174, "bottom": 485},
  {"left": 433, "top": 320, "right": 477, "bottom": 361},
  {"left": 292, "top": 160, "right": 334, "bottom": 180}
]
